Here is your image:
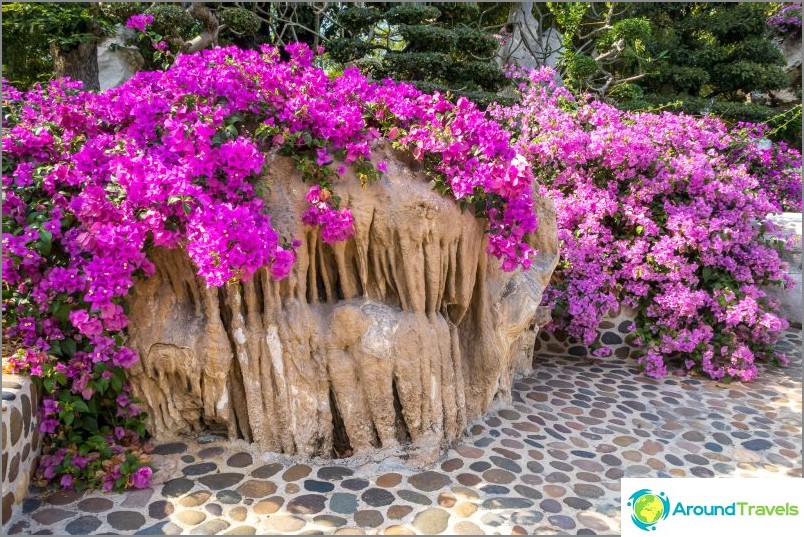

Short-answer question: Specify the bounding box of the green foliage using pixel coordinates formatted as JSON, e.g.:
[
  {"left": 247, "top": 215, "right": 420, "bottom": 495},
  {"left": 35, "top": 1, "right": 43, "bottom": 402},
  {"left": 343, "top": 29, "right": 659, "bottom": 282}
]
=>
[
  {"left": 98, "top": 1, "right": 143, "bottom": 23},
  {"left": 218, "top": 7, "right": 261, "bottom": 36},
  {"left": 1, "top": 2, "right": 115, "bottom": 89},
  {"left": 143, "top": 4, "right": 195, "bottom": 41},
  {"left": 328, "top": 2, "right": 509, "bottom": 106},
  {"left": 635, "top": 2, "right": 788, "bottom": 97}
]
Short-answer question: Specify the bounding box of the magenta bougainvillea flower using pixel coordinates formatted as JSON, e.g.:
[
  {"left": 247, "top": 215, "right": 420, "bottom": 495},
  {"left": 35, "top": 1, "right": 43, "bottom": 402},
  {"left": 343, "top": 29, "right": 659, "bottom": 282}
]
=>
[
  {"left": 492, "top": 67, "right": 801, "bottom": 382},
  {"left": 2, "top": 44, "right": 538, "bottom": 491}
]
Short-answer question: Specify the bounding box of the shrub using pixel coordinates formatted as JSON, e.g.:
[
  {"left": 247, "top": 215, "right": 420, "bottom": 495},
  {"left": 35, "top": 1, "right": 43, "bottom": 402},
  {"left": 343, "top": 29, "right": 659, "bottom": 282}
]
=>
[
  {"left": 2, "top": 44, "right": 536, "bottom": 490},
  {"left": 492, "top": 68, "right": 801, "bottom": 381}
]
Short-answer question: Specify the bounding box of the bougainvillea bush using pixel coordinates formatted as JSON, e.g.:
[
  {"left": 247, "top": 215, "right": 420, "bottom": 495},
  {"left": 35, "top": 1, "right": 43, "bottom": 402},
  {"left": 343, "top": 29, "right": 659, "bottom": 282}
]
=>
[
  {"left": 768, "top": 2, "right": 802, "bottom": 39},
  {"left": 492, "top": 68, "right": 802, "bottom": 382},
  {"left": 1, "top": 43, "right": 537, "bottom": 491}
]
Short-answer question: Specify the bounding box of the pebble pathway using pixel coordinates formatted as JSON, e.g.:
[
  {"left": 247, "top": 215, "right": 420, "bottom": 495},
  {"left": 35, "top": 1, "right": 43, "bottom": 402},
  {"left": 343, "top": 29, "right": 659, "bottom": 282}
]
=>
[{"left": 8, "top": 329, "right": 801, "bottom": 535}]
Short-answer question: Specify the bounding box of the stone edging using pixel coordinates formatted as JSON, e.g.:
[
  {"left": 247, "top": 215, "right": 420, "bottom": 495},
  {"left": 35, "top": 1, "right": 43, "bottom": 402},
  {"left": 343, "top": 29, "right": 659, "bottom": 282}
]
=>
[{"left": 2, "top": 373, "right": 41, "bottom": 533}]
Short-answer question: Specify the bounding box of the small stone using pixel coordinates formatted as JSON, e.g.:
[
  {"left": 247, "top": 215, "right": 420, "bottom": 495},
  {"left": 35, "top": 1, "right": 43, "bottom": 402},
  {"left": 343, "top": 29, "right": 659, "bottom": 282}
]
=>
[
  {"left": 149, "top": 500, "right": 176, "bottom": 519},
  {"left": 481, "top": 498, "right": 533, "bottom": 509},
  {"left": 388, "top": 505, "right": 414, "bottom": 520},
  {"left": 574, "top": 484, "right": 605, "bottom": 499},
  {"left": 199, "top": 473, "right": 244, "bottom": 490},
  {"left": 335, "top": 529, "right": 365, "bottom": 535},
  {"left": 77, "top": 497, "right": 114, "bottom": 513},
  {"left": 341, "top": 478, "right": 369, "bottom": 491},
  {"left": 469, "top": 461, "right": 491, "bottom": 472},
  {"left": 455, "top": 445, "right": 484, "bottom": 458},
  {"left": 282, "top": 464, "right": 312, "bottom": 481},
  {"left": 180, "top": 491, "right": 212, "bottom": 508},
  {"left": 398, "top": 490, "right": 432, "bottom": 505},
  {"left": 742, "top": 439, "right": 773, "bottom": 451},
  {"left": 153, "top": 442, "right": 188, "bottom": 455},
  {"left": 65, "top": 516, "right": 102, "bottom": 535},
  {"left": 22, "top": 498, "right": 41, "bottom": 514},
  {"left": 317, "top": 467, "right": 354, "bottom": 481},
  {"left": 230, "top": 507, "right": 247, "bottom": 522},
  {"left": 198, "top": 447, "right": 225, "bottom": 459},
  {"left": 304, "top": 479, "right": 335, "bottom": 493},
  {"left": 224, "top": 526, "right": 257, "bottom": 535},
  {"left": 480, "top": 485, "right": 510, "bottom": 495},
  {"left": 108, "top": 511, "right": 146, "bottom": 531},
  {"left": 376, "top": 473, "right": 402, "bottom": 487},
  {"left": 564, "top": 497, "right": 593, "bottom": 510},
  {"left": 548, "top": 515, "right": 576, "bottom": 530},
  {"left": 43, "top": 490, "right": 82, "bottom": 505},
  {"left": 613, "top": 436, "right": 637, "bottom": 447},
  {"left": 9, "top": 408, "right": 23, "bottom": 445},
  {"left": 287, "top": 494, "right": 327, "bottom": 515},
  {"left": 253, "top": 496, "right": 284, "bottom": 515},
  {"left": 482, "top": 469, "right": 515, "bottom": 484},
  {"left": 453, "top": 521, "right": 484, "bottom": 535},
  {"left": 216, "top": 490, "right": 242, "bottom": 505},
  {"left": 7, "top": 453, "right": 20, "bottom": 482},
  {"left": 314, "top": 515, "right": 347, "bottom": 528},
  {"left": 511, "top": 511, "right": 544, "bottom": 525},
  {"left": 176, "top": 510, "right": 206, "bottom": 525},
  {"left": 227, "top": 453, "right": 253, "bottom": 468},
  {"left": 251, "top": 463, "right": 283, "bottom": 479},
  {"left": 578, "top": 512, "right": 612, "bottom": 531},
  {"left": 135, "top": 521, "right": 183, "bottom": 535},
  {"left": 122, "top": 488, "right": 154, "bottom": 508},
  {"left": 408, "top": 471, "right": 451, "bottom": 492},
  {"left": 266, "top": 515, "right": 306, "bottom": 533},
  {"left": 330, "top": 493, "right": 358, "bottom": 515},
  {"left": 383, "top": 525, "right": 416, "bottom": 535},
  {"left": 514, "top": 484, "right": 542, "bottom": 500},
  {"left": 190, "top": 519, "right": 229, "bottom": 535},
  {"left": 183, "top": 463, "right": 218, "bottom": 476},
  {"left": 441, "top": 459, "right": 463, "bottom": 472},
  {"left": 236, "top": 479, "right": 277, "bottom": 498},
  {"left": 161, "top": 478, "right": 194, "bottom": 498},
  {"left": 285, "top": 483, "right": 301, "bottom": 494},
  {"left": 733, "top": 448, "right": 762, "bottom": 463},
  {"left": 540, "top": 499, "right": 562, "bottom": 513},
  {"left": 362, "top": 488, "right": 395, "bottom": 507},
  {"left": 456, "top": 473, "right": 481, "bottom": 486},
  {"left": 454, "top": 502, "right": 477, "bottom": 518},
  {"left": 197, "top": 434, "right": 223, "bottom": 444},
  {"left": 437, "top": 492, "right": 457, "bottom": 508},
  {"left": 452, "top": 486, "right": 479, "bottom": 500},
  {"left": 544, "top": 485, "right": 566, "bottom": 497},
  {"left": 32, "top": 508, "right": 74, "bottom": 524},
  {"left": 354, "top": 509, "right": 384, "bottom": 528},
  {"left": 412, "top": 508, "right": 450, "bottom": 535}
]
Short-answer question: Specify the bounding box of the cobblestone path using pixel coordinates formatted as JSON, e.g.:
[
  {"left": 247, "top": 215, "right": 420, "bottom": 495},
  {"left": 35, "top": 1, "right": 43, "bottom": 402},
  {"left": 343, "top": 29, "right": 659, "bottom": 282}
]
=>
[{"left": 9, "top": 329, "right": 801, "bottom": 535}]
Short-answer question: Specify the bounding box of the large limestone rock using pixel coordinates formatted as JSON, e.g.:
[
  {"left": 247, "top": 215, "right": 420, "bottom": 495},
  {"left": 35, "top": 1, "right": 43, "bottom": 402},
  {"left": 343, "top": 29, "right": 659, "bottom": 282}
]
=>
[
  {"left": 496, "top": 1, "right": 563, "bottom": 72},
  {"left": 765, "top": 212, "right": 802, "bottom": 327},
  {"left": 97, "top": 29, "right": 143, "bottom": 92},
  {"left": 126, "top": 145, "right": 558, "bottom": 464}
]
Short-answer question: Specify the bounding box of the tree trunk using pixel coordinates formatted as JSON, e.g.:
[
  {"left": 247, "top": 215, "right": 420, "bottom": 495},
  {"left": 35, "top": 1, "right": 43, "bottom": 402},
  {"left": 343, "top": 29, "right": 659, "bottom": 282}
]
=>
[{"left": 52, "top": 41, "right": 100, "bottom": 92}]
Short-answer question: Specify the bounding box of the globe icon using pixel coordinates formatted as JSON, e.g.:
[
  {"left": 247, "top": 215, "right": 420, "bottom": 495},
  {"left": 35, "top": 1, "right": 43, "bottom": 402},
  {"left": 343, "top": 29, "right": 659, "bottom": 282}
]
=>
[{"left": 633, "top": 494, "right": 664, "bottom": 525}]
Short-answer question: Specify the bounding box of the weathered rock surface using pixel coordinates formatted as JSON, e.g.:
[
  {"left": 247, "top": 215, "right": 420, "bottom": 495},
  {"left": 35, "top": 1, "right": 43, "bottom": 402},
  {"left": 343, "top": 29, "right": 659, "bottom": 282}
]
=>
[
  {"left": 127, "top": 145, "right": 558, "bottom": 464},
  {"left": 97, "top": 29, "right": 143, "bottom": 92},
  {"left": 765, "top": 212, "right": 802, "bottom": 327}
]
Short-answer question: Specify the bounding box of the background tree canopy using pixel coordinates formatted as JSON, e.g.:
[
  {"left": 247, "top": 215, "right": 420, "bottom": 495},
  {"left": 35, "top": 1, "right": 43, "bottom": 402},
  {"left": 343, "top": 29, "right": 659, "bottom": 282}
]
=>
[{"left": 2, "top": 2, "right": 800, "bottom": 146}]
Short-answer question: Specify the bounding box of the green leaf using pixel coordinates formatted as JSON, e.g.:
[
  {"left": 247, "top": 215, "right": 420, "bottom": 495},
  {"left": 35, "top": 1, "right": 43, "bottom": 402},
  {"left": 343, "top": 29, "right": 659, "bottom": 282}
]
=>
[
  {"left": 62, "top": 338, "right": 77, "bottom": 356},
  {"left": 111, "top": 372, "right": 123, "bottom": 393},
  {"left": 43, "top": 377, "right": 56, "bottom": 393}
]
